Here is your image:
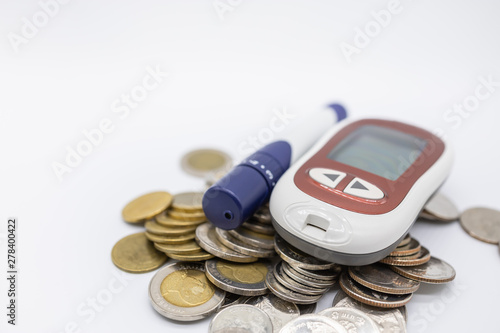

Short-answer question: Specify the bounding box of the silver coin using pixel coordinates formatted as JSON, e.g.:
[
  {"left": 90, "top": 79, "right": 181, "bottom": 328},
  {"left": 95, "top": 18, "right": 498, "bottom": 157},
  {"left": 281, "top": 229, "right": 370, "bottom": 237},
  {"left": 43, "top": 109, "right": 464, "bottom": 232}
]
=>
[
  {"left": 339, "top": 272, "right": 412, "bottom": 308},
  {"left": 389, "top": 238, "right": 421, "bottom": 257},
  {"left": 292, "top": 264, "right": 341, "bottom": 281},
  {"left": 148, "top": 261, "right": 225, "bottom": 321},
  {"left": 265, "top": 269, "right": 322, "bottom": 304},
  {"left": 243, "top": 219, "right": 276, "bottom": 235},
  {"left": 379, "top": 247, "right": 431, "bottom": 267},
  {"left": 348, "top": 264, "right": 420, "bottom": 294},
  {"left": 205, "top": 258, "right": 271, "bottom": 296},
  {"left": 423, "top": 192, "right": 460, "bottom": 222},
  {"left": 253, "top": 205, "right": 272, "bottom": 224},
  {"left": 280, "top": 314, "right": 348, "bottom": 333},
  {"left": 229, "top": 227, "right": 275, "bottom": 250},
  {"left": 244, "top": 294, "right": 300, "bottom": 333},
  {"left": 460, "top": 207, "right": 500, "bottom": 244},
  {"left": 274, "top": 234, "right": 337, "bottom": 270},
  {"left": 333, "top": 290, "right": 407, "bottom": 333},
  {"left": 390, "top": 256, "right": 456, "bottom": 284},
  {"left": 297, "top": 303, "right": 317, "bottom": 315},
  {"left": 196, "top": 223, "right": 257, "bottom": 263},
  {"left": 209, "top": 304, "right": 273, "bottom": 333},
  {"left": 220, "top": 293, "right": 250, "bottom": 310},
  {"left": 397, "top": 234, "right": 411, "bottom": 247},
  {"left": 274, "top": 262, "right": 328, "bottom": 295},
  {"left": 216, "top": 228, "right": 276, "bottom": 258},
  {"left": 320, "top": 307, "right": 380, "bottom": 333},
  {"left": 282, "top": 262, "right": 336, "bottom": 288},
  {"left": 181, "top": 148, "right": 232, "bottom": 179}
]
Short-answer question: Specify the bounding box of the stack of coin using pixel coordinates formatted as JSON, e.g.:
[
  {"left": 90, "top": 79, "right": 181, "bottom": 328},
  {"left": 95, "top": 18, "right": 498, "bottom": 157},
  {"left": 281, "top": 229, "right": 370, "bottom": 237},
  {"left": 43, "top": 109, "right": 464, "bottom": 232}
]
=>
[
  {"left": 337, "top": 235, "right": 456, "bottom": 311},
  {"left": 196, "top": 204, "right": 278, "bottom": 263},
  {"left": 150, "top": 192, "right": 215, "bottom": 261},
  {"left": 266, "top": 235, "right": 340, "bottom": 305}
]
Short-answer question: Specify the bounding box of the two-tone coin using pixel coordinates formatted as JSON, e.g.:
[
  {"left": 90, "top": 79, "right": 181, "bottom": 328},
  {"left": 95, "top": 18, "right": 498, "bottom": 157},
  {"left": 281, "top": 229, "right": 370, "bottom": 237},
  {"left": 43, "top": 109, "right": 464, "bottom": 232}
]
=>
[
  {"left": 332, "top": 290, "right": 407, "bottom": 333},
  {"left": 280, "top": 314, "right": 348, "bottom": 333},
  {"left": 181, "top": 148, "right": 232, "bottom": 179},
  {"left": 216, "top": 228, "right": 275, "bottom": 258},
  {"left": 339, "top": 272, "right": 412, "bottom": 308},
  {"left": 195, "top": 223, "right": 257, "bottom": 263},
  {"left": 228, "top": 227, "right": 275, "bottom": 249},
  {"left": 244, "top": 294, "right": 300, "bottom": 333},
  {"left": 122, "top": 191, "right": 172, "bottom": 223},
  {"left": 348, "top": 264, "right": 420, "bottom": 294},
  {"left": 205, "top": 258, "right": 271, "bottom": 296},
  {"left": 265, "top": 269, "right": 322, "bottom": 305},
  {"left": 390, "top": 256, "right": 456, "bottom": 284},
  {"left": 149, "top": 261, "right": 225, "bottom": 321},
  {"left": 171, "top": 192, "right": 204, "bottom": 213},
  {"left": 209, "top": 304, "right": 272, "bottom": 333},
  {"left": 274, "top": 234, "right": 336, "bottom": 270},
  {"left": 422, "top": 193, "right": 460, "bottom": 222},
  {"left": 460, "top": 207, "right": 500, "bottom": 244},
  {"left": 112, "top": 232, "right": 167, "bottom": 273},
  {"left": 320, "top": 307, "right": 379, "bottom": 333}
]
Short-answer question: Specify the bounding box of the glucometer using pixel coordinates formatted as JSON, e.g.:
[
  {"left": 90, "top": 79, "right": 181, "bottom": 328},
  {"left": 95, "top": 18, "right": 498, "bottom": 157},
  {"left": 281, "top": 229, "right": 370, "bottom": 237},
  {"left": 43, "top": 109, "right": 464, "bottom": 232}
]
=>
[
  {"left": 270, "top": 118, "right": 453, "bottom": 266},
  {"left": 203, "top": 104, "right": 347, "bottom": 230}
]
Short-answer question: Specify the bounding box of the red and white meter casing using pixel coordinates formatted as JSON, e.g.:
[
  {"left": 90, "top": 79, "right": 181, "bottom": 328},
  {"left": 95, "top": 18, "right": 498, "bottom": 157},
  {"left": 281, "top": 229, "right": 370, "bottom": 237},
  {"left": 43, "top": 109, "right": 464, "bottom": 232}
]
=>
[{"left": 270, "top": 118, "right": 453, "bottom": 265}]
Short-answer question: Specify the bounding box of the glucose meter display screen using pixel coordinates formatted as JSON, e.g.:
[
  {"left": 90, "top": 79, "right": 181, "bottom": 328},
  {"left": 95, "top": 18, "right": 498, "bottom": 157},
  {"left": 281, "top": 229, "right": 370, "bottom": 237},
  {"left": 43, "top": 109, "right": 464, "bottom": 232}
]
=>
[{"left": 327, "top": 125, "right": 428, "bottom": 181}]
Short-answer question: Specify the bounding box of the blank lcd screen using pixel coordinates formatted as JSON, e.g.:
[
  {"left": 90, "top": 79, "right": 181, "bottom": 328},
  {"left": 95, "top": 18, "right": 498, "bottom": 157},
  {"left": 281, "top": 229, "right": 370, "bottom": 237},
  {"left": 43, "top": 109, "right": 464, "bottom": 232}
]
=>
[{"left": 327, "top": 125, "right": 427, "bottom": 181}]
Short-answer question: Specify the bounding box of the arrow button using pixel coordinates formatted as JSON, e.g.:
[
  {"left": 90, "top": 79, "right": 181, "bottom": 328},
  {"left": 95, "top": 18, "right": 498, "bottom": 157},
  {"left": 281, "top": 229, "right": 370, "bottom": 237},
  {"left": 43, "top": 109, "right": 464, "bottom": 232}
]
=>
[
  {"left": 308, "top": 168, "right": 346, "bottom": 189},
  {"left": 344, "top": 178, "right": 384, "bottom": 200}
]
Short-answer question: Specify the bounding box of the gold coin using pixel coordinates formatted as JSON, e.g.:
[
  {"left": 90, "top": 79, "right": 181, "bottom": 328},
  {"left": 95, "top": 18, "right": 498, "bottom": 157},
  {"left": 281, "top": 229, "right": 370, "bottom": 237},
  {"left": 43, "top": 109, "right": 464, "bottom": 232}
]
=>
[
  {"left": 181, "top": 148, "right": 232, "bottom": 178},
  {"left": 154, "top": 240, "right": 201, "bottom": 255},
  {"left": 122, "top": 191, "right": 172, "bottom": 223},
  {"left": 156, "top": 211, "right": 206, "bottom": 227},
  {"left": 216, "top": 261, "right": 268, "bottom": 284},
  {"left": 111, "top": 232, "right": 167, "bottom": 273},
  {"left": 145, "top": 231, "right": 195, "bottom": 244},
  {"left": 145, "top": 220, "right": 197, "bottom": 236},
  {"left": 165, "top": 250, "right": 215, "bottom": 261},
  {"left": 168, "top": 210, "right": 207, "bottom": 222},
  {"left": 160, "top": 268, "right": 215, "bottom": 307},
  {"left": 171, "top": 192, "right": 204, "bottom": 213}
]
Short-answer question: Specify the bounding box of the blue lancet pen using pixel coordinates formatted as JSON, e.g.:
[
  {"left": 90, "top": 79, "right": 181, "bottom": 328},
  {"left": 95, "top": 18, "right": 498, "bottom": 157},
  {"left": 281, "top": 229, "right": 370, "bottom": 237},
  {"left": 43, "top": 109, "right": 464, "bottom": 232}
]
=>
[{"left": 203, "top": 104, "right": 347, "bottom": 230}]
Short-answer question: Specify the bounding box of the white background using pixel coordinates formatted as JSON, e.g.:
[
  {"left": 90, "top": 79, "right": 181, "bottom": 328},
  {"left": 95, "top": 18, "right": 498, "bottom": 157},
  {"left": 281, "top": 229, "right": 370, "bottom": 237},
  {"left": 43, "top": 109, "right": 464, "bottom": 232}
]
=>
[{"left": 1, "top": 1, "right": 500, "bottom": 332}]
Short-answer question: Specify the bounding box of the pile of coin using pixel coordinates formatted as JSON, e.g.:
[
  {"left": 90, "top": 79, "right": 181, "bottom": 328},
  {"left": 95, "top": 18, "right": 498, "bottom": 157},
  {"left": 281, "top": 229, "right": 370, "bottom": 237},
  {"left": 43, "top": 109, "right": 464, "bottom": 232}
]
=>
[
  {"left": 266, "top": 234, "right": 340, "bottom": 306},
  {"left": 112, "top": 191, "right": 215, "bottom": 273}
]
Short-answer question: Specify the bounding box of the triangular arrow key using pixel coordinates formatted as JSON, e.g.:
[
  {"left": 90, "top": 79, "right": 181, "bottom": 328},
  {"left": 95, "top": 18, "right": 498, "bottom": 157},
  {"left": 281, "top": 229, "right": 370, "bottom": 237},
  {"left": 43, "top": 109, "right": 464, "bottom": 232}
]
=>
[
  {"left": 324, "top": 174, "right": 340, "bottom": 183},
  {"left": 351, "top": 181, "right": 368, "bottom": 190}
]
